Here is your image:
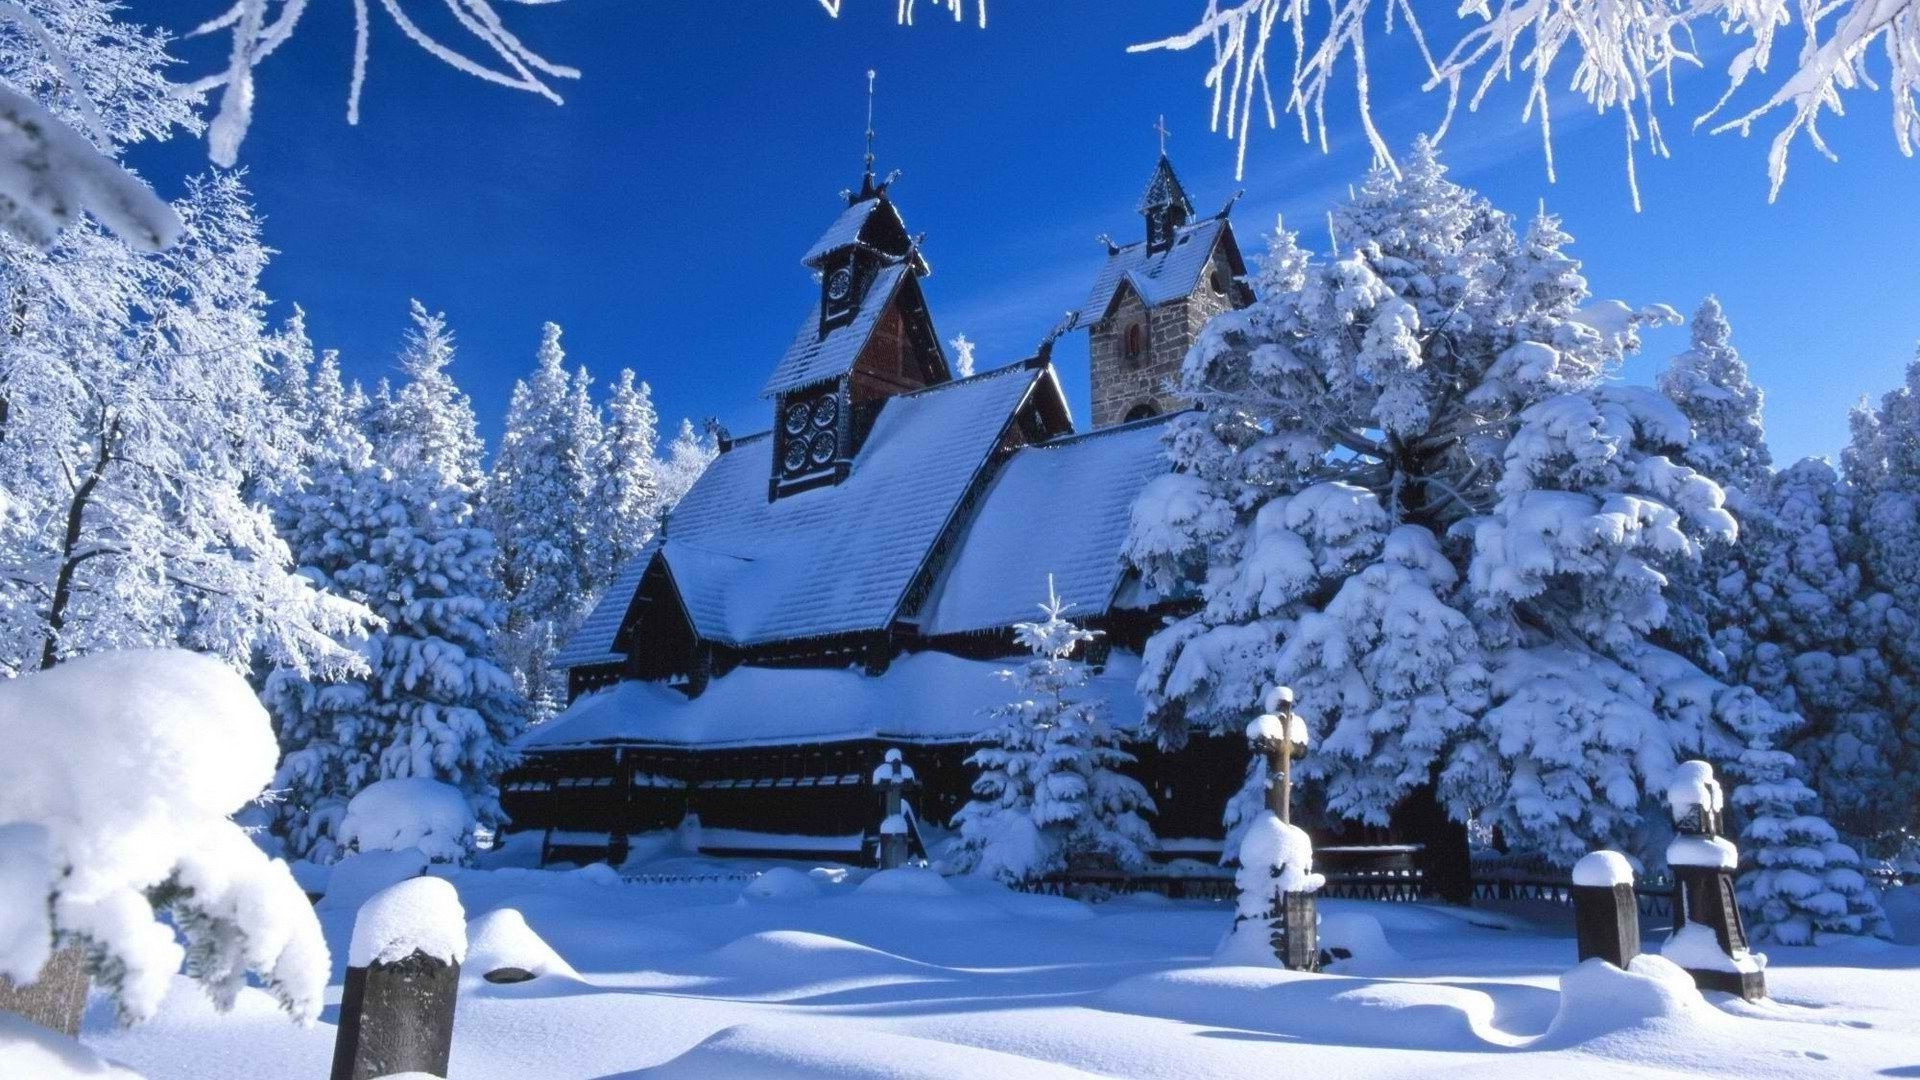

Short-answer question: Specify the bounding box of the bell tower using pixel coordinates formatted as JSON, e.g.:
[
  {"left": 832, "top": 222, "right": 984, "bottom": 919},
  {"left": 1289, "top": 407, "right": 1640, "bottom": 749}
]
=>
[{"left": 1079, "top": 138, "right": 1251, "bottom": 429}]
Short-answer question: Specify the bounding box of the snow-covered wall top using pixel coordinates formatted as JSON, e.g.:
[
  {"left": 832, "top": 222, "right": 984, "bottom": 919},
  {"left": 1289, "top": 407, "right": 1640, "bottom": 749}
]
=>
[
  {"left": 920, "top": 414, "right": 1176, "bottom": 636},
  {"left": 1078, "top": 218, "right": 1228, "bottom": 323},
  {"left": 649, "top": 363, "right": 1044, "bottom": 646},
  {"left": 521, "top": 649, "right": 1145, "bottom": 751}
]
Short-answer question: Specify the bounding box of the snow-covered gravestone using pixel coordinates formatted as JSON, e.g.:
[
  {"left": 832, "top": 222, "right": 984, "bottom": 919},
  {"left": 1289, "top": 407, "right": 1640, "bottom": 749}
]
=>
[
  {"left": 1233, "top": 815, "right": 1326, "bottom": 971},
  {"left": 1571, "top": 851, "right": 1640, "bottom": 970},
  {"left": 332, "top": 877, "right": 467, "bottom": 1080},
  {"left": 1661, "top": 761, "right": 1766, "bottom": 1001},
  {"left": 873, "top": 749, "right": 916, "bottom": 870}
]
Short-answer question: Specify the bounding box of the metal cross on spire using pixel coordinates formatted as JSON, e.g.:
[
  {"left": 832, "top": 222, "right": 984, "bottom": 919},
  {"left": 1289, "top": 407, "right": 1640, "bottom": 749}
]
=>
[
  {"left": 1154, "top": 114, "right": 1171, "bottom": 156},
  {"left": 864, "top": 69, "right": 878, "bottom": 177}
]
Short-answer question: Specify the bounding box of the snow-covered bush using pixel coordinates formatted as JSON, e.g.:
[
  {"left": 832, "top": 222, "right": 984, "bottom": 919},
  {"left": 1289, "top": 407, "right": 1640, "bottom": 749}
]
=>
[
  {"left": 1129, "top": 139, "right": 1766, "bottom": 867},
  {"left": 339, "top": 778, "right": 477, "bottom": 865},
  {"left": 0, "top": 650, "right": 328, "bottom": 1025},
  {"left": 948, "top": 581, "right": 1156, "bottom": 883},
  {"left": 1730, "top": 741, "right": 1889, "bottom": 944}
]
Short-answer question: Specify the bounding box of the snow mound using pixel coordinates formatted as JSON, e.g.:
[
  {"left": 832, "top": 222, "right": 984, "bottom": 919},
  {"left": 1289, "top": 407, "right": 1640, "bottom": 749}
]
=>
[
  {"left": 855, "top": 867, "right": 957, "bottom": 898},
  {"left": 1545, "top": 955, "right": 1718, "bottom": 1044},
  {"left": 465, "top": 908, "right": 577, "bottom": 983},
  {"left": 706, "top": 930, "right": 928, "bottom": 980},
  {"left": 1213, "top": 908, "right": 1398, "bottom": 969},
  {"left": 339, "top": 778, "right": 475, "bottom": 865},
  {"left": 347, "top": 876, "right": 467, "bottom": 969},
  {"left": 1662, "top": 922, "right": 1763, "bottom": 974},
  {"left": 0, "top": 1011, "right": 141, "bottom": 1080},
  {"left": 740, "top": 867, "right": 820, "bottom": 903},
  {"left": 1572, "top": 850, "right": 1635, "bottom": 886},
  {"left": 571, "top": 863, "right": 622, "bottom": 887},
  {"left": 317, "top": 849, "right": 428, "bottom": 916},
  {"left": 632, "top": 1022, "right": 1098, "bottom": 1079}
]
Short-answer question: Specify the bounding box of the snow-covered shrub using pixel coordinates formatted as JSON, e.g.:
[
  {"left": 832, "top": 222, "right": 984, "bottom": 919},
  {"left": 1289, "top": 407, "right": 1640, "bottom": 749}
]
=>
[
  {"left": 339, "top": 778, "right": 477, "bottom": 865},
  {"left": 1129, "top": 138, "right": 1773, "bottom": 867},
  {"left": 0, "top": 650, "right": 328, "bottom": 1024},
  {"left": 947, "top": 581, "right": 1156, "bottom": 883},
  {"left": 1730, "top": 742, "right": 1889, "bottom": 944}
]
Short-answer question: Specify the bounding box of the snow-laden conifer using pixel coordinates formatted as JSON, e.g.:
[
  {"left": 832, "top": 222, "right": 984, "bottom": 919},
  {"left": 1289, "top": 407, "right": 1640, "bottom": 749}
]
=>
[
  {"left": 948, "top": 580, "right": 1156, "bottom": 883},
  {"left": 1128, "top": 140, "right": 1764, "bottom": 866},
  {"left": 384, "top": 299, "right": 486, "bottom": 492},
  {"left": 658, "top": 417, "right": 720, "bottom": 511},
  {"left": 1731, "top": 739, "right": 1890, "bottom": 944},
  {"left": 598, "top": 368, "right": 665, "bottom": 577}
]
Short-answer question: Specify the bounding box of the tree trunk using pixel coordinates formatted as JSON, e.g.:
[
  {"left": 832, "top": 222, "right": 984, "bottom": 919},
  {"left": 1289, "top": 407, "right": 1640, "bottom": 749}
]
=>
[{"left": 38, "top": 419, "right": 116, "bottom": 670}]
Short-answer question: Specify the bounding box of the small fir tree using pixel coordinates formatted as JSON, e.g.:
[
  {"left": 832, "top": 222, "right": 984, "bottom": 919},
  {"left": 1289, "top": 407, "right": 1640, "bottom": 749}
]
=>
[
  {"left": 1731, "top": 739, "right": 1890, "bottom": 944},
  {"left": 947, "top": 579, "right": 1156, "bottom": 883}
]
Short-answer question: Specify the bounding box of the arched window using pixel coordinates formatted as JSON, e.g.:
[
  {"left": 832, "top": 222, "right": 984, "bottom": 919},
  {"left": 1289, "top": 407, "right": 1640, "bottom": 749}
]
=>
[
  {"left": 1123, "top": 322, "right": 1145, "bottom": 363},
  {"left": 1124, "top": 401, "right": 1159, "bottom": 422},
  {"left": 1210, "top": 269, "right": 1229, "bottom": 296}
]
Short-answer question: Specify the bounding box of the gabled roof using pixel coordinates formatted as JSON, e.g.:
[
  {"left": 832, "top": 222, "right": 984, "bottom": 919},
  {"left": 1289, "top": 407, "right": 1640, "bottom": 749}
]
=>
[
  {"left": 804, "top": 197, "right": 886, "bottom": 266},
  {"left": 760, "top": 261, "right": 920, "bottom": 397},
  {"left": 522, "top": 649, "right": 1145, "bottom": 750},
  {"left": 1077, "top": 217, "right": 1231, "bottom": 325},
  {"left": 918, "top": 413, "right": 1177, "bottom": 636},
  {"left": 551, "top": 536, "right": 662, "bottom": 668},
  {"left": 653, "top": 361, "right": 1055, "bottom": 647}
]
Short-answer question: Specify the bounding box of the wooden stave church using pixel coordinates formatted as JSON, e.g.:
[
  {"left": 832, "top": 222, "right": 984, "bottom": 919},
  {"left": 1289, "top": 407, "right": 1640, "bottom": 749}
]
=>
[{"left": 502, "top": 152, "right": 1280, "bottom": 866}]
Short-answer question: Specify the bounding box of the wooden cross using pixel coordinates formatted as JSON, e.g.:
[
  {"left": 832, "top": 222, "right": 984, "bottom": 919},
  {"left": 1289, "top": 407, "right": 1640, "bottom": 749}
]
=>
[{"left": 1153, "top": 114, "right": 1171, "bottom": 156}]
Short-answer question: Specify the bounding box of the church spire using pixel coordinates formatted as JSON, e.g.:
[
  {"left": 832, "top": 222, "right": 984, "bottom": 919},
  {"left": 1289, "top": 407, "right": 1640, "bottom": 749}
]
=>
[{"left": 1139, "top": 124, "right": 1194, "bottom": 254}]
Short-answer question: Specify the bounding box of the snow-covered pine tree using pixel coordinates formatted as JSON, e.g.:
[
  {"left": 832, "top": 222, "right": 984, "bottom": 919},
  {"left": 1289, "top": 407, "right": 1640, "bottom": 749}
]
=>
[
  {"left": 947, "top": 579, "right": 1156, "bottom": 883},
  {"left": 1836, "top": 360, "right": 1920, "bottom": 847},
  {"left": 1128, "top": 139, "right": 1765, "bottom": 869},
  {"left": 488, "top": 323, "right": 604, "bottom": 717},
  {"left": 1658, "top": 298, "right": 1772, "bottom": 496},
  {"left": 384, "top": 299, "right": 486, "bottom": 492},
  {"left": 0, "top": 171, "right": 366, "bottom": 677},
  {"left": 598, "top": 368, "right": 665, "bottom": 579},
  {"left": 267, "top": 313, "right": 523, "bottom": 862},
  {"left": 657, "top": 416, "right": 719, "bottom": 510},
  {"left": 1731, "top": 738, "right": 1890, "bottom": 943}
]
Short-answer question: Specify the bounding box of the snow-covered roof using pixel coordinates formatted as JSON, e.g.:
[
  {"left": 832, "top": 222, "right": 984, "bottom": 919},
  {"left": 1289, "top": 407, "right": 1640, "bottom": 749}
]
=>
[
  {"left": 521, "top": 649, "right": 1145, "bottom": 750},
  {"left": 760, "top": 262, "right": 913, "bottom": 397},
  {"left": 659, "top": 362, "right": 1052, "bottom": 646},
  {"left": 919, "top": 413, "right": 1176, "bottom": 636},
  {"left": 1077, "top": 218, "right": 1228, "bottom": 325},
  {"left": 551, "top": 538, "right": 659, "bottom": 668},
  {"left": 802, "top": 198, "right": 882, "bottom": 267}
]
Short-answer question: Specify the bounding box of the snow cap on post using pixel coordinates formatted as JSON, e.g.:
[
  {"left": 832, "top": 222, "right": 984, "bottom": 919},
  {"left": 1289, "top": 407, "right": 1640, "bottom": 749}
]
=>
[
  {"left": 872, "top": 747, "right": 915, "bottom": 785},
  {"left": 1665, "top": 760, "right": 1724, "bottom": 818},
  {"left": 1264, "top": 685, "right": 1295, "bottom": 711},
  {"left": 347, "top": 877, "right": 468, "bottom": 969},
  {"left": 1666, "top": 834, "right": 1738, "bottom": 870},
  {"left": 1572, "top": 850, "right": 1635, "bottom": 887}
]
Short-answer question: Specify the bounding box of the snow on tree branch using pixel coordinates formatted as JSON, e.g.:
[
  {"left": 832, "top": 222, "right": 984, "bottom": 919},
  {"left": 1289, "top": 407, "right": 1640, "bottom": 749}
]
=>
[{"left": 1137, "top": 0, "right": 1920, "bottom": 202}]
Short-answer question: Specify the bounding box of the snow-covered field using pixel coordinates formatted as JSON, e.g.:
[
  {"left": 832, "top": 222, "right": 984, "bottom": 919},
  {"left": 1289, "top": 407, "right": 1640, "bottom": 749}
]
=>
[{"left": 82, "top": 843, "right": 1920, "bottom": 1080}]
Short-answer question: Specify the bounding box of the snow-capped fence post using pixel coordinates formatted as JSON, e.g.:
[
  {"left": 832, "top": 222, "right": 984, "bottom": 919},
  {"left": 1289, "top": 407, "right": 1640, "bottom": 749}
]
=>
[
  {"left": 1660, "top": 761, "right": 1766, "bottom": 1001},
  {"left": 1570, "top": 851, "right": 1640, "bottom": 969},
  {"left": 331, "top": 877, "right": 467, "bottom": 1080},
  {"left": 873, "top": 748, "right": 915, "bottom": 870},
  {"left": 1241, "top": 692, "right": 1321, "bottom": 969}
]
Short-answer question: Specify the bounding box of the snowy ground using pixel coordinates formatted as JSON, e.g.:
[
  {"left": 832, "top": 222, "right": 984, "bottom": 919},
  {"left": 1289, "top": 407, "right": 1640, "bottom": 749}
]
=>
[{"left": 86, "top": 841, "right": 1920, "bottom": 1079}]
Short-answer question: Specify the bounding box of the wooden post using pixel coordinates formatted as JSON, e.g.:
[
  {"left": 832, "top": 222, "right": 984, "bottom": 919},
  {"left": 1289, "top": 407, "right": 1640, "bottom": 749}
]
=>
[
  {"left": 874, "top": 748, "right": 913, "bottom": 870},
  {"left": 0, "top": 945, "right": 89, "bottom": 1037},
  {"left": 1570, "top": 851, "right": 1640, "bottom": 969},
  {"left": 330, "top": 952, "right": 460, "bottom": 1080},
  {"left": 1663, "top": 760, "right": 1765, "bottom": 1001}
]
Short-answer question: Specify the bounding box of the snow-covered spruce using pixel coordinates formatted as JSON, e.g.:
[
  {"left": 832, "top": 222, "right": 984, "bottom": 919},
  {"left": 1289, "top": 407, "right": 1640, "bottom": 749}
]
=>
[
  {"left": 657, "top": 417, "right": 720, "bottom": 511},
  {"left": 947, "top": 580, "right": 1156, "bottom": 883},
  {"left": 1730, "top": 741, "right": 1889, "bottom": 944},
  {"left": 264, "top": 303, "right": 524, "bottom": 863},
  {"left": 1128, "top": 139, "right": 1761, "bottom": 868},
  {"left": 0, "top": 650, "right": 327, "bottom": 1025}
]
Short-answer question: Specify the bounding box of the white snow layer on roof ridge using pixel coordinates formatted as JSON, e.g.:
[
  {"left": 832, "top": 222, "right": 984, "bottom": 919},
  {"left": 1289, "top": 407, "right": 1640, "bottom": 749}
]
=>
[{"left": 521, "top": 648, "right": 1144, "bottom": 750}]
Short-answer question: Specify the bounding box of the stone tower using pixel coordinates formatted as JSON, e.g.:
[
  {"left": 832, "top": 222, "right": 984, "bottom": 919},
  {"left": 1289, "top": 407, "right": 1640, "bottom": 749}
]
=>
[{"left": 1079, "top": 153, "right": 1250, "bottom": 428}]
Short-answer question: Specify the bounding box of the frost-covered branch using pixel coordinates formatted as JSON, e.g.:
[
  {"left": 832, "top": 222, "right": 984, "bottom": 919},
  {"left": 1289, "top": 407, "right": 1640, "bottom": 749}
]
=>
[{"left": 1140, "top": 0, "right": 1920, "bottom": 201}]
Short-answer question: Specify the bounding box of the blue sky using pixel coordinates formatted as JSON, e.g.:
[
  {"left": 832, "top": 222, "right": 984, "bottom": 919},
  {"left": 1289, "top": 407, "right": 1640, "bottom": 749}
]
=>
[{"left": 132, "top": 2, "right": 1920, "bottom": 466}]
